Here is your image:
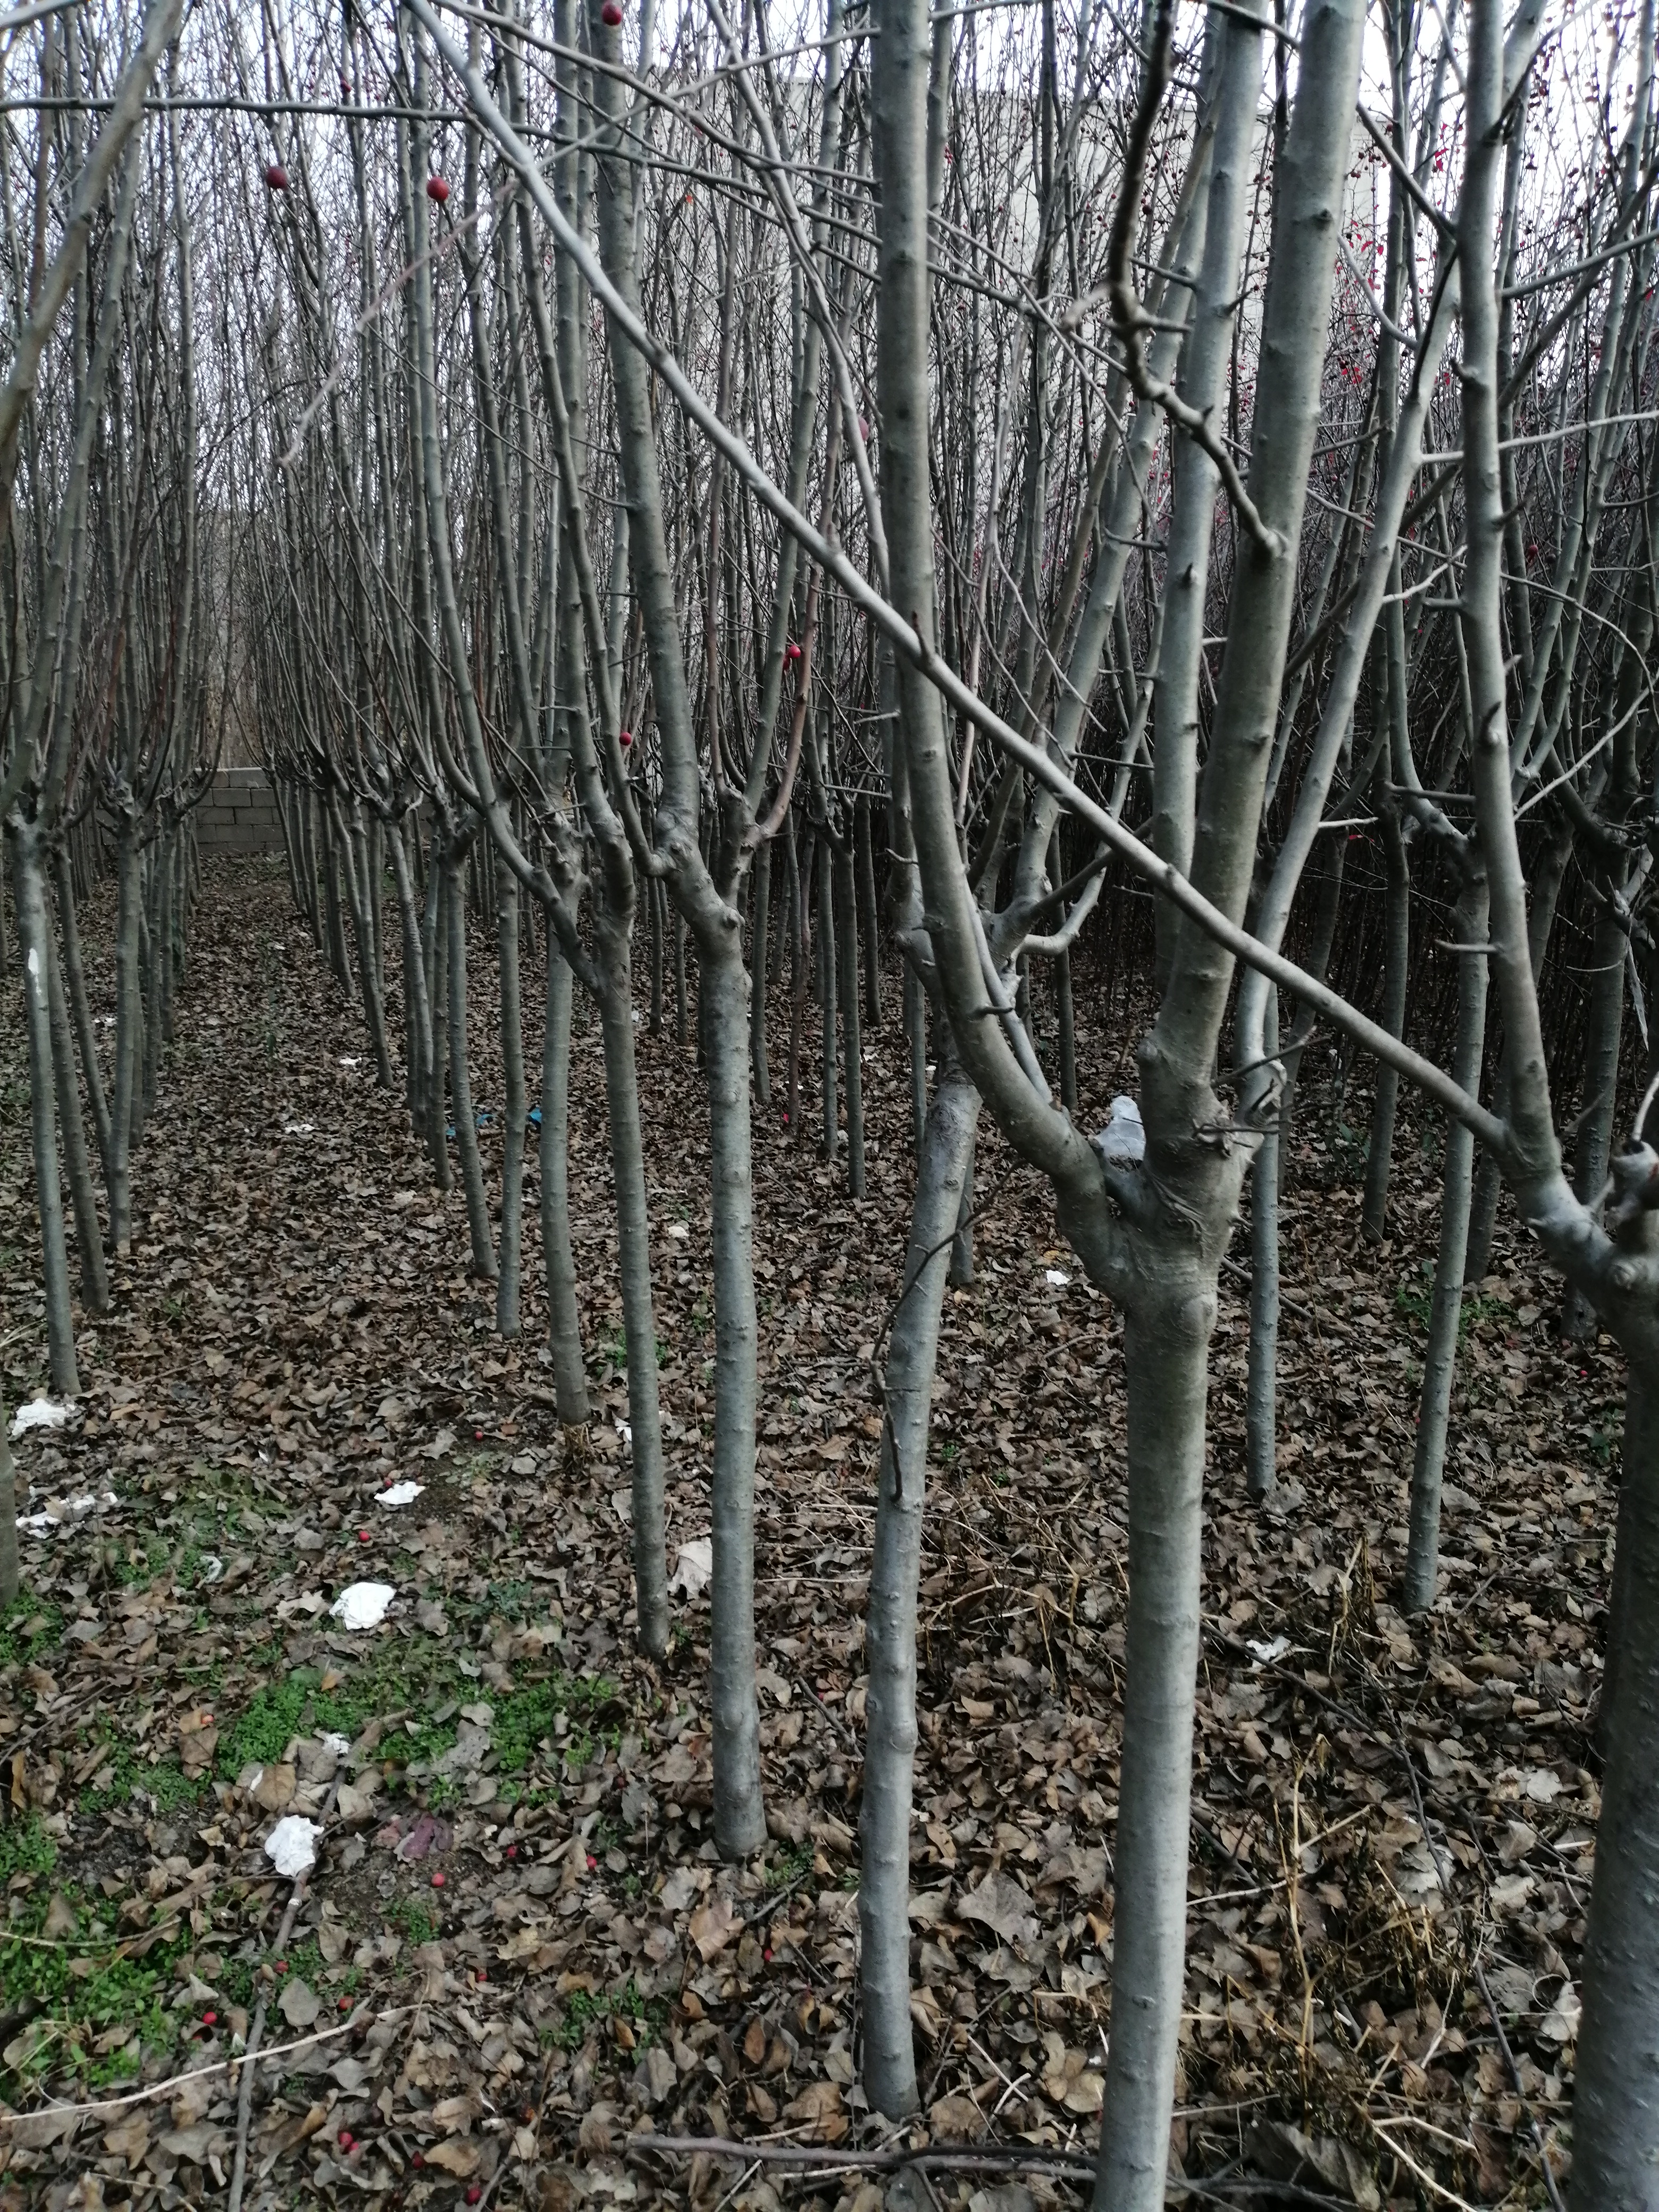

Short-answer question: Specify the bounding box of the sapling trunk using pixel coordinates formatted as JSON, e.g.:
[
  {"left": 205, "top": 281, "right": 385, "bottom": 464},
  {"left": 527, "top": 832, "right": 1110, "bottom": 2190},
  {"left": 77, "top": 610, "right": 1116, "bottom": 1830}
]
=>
[
  {"left": 905, "top": 961, "right": 927, "bottom": 1153},
  {"left": 51, "top": 844, "right": 110, "bottom": 1185},
  {"left": 860, "top": 1060, "right": 978, "bottom": 2116},
  {"left": 1566, "top": 899, "right": 1627, "bottom": 1338},
  {"left": 496, "top": 869, "right": 528, "bottom": 1343},
  {"left": 445, "top": 847, "right": 498, "bottom": 1280},
  {"left": 429, "top": 864, "right": 454, "bottom": 1192},
  {"left": 1570, "top": 1363, "right": 1659, "bottom": 2211},
  {"left": 949, "top": 1130, "right": 975, "bottom": 1287},
  {"left": 108, "top": 817, "right": 141, "bottom": 1250},
  {"left": 703, "top": 939, "right": 767, "bottom": 1855},
  {"left": 673, "top": 909, "right": 689, "bottom": 1047},
  {"left": 9, "top": 822, "right": 80, "bottom": 1395},
  {"left": 818, "top": 840, "right": 838, "bottom": 1160},
  {"left": 750, "top": 837, "right": 772, "bottom": 1105},
  {"left": 596, "top": 912, "right": 669, "bottom": 1657},
  {"left": 44, "top": 907, "right": 108, "bottom": 1314},
  {"left": 388, "top": 823, "right": 434, "bottom": 1128},
  {"left": 1057, "top": 949, "right": 1077, "bottom": 1114},
  {"left": 855, "top": 792, "right": 881, "bottom": 1029},
  {"left": 1403, "top": 867, "right": 1490, "bottom": 1614},
  {"left": 1092, "top": 1279, "right": 1213, "bottom": 2211},
  {"left": 1245, "top": 990, "right": 1280, "bottom": 1498},
  {"left": 835, "top": 839, "right": 864, "bottom": 1193},
  {"left": 538, "top": 929, "right": 588, "bottom": 1413},
  {"left": 1361, "top": 805, "right": 1409, "bottom": 1241},
  {"left": 0, "top": 1393, "right": 15, "bottom": 1609}
]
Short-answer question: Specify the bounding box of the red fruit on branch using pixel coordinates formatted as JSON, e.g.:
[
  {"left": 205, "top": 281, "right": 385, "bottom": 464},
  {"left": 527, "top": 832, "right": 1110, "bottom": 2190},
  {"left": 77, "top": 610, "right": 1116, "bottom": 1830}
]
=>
[
  {"left": 264, "top": 164, "right": 289, "bottom": 191},
  {"left": 619, "top": 728, "right": 633, "bottom": 747},
  {"left": 786, "top": 641, "right": 802, "bottom": 663},
  {"left": 602, "top": 1, "right": 624, "bottom": 21},
  {"left": 426, "top": 175, "right": 450, "bottom": 204}
]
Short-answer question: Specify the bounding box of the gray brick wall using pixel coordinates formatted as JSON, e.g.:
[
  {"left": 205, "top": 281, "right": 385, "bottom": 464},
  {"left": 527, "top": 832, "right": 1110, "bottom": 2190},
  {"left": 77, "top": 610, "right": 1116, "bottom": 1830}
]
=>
[{"left": 196, "top": 768, "right": 284, "bottom": 854}]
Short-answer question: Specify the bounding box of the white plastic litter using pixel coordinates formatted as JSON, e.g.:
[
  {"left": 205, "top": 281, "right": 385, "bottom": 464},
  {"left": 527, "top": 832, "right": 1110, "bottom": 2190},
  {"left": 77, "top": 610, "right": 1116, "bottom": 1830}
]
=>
[
  {"left": 1044, "top": 1269, "right": 1071, "bottom": 1288},
  {"left": 1092, "top": 1095, "right": 1145, "bottom": 1167},
  {"left": 668, "top": 1537, "right": 714, "bottom": 1602},
  {"left": 319, "top": 1731, "right": 353, "bottom": 1759},
  {"left": 10, "top": 1397, "right": 70, "bottom": 1439},
  {"left": 20, "top": 1490, "right": 118, "bottom": 1536},
  {"left": 1248, "top": 1633, "right": 1294, "bottom": 1668},
  {"left": 200, "top": 1555, "right": 225, "bottom": 1584},
  {"left": 282, "top": 1121, "right": 315, "bottom": 1136},
  {"left": 329, "top": 1581, "right": 395, "bottom": 1630},
  {"left": 338, "top": 1057, "right": 361, "bottom": 1069},
  {"left": 264, "top": 1816, "right": 322, "bottom": 1879},
  {"left": 373, "top": 1480, "right": 423, "bottom": 1509}
]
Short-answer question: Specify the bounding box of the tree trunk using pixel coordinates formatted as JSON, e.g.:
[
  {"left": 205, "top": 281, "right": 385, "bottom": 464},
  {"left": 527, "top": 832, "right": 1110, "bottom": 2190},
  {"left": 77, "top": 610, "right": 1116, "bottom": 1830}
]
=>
[
  {"left": 445, "top": 846, "right": 499, "bottom": 1280},
  {"left": 856, "top": 791, "right": 882, "bottom": 1030},
  {"left": 1361, "top": 804, "right": 1409, "bottom": 1241},
  {"left": 703, "top": 940, "right": 767, "bottom": 1856},
  {"left": 597, "top": 910, "right": 669, "bottom": 1657},
  {"left": 1403, "top": 866, "right": 1490, "bottom": 1614},
  {"left": 860, "top": 1061, "right": 978, "bottom": 2116},
  {"left": 9, "top": 820, "right": 80, "bottom": 1395},
  {"left": 1245, "top": 990, "right": 1279, "bottom": 1498},
  {"left": 1057, "top": 946, "right": 1077, "bottom": 1115},
  {"left": 836, "top": 838, "right": 864, "bottom": 1195},
  {"left": 539, "top": 925, "right": 589, "bottom": 1413},
  {"left": 1566, "top": 899, "right": 1627, "bottom": 1338},
  {"left": 109, "top": 816, "right": 141, "bottom": 1252},
  {"left": 750, "top": 835, "right": 772, "bottom": 1107},
  {"left": 1093, "top": 1275, "right": 1213, "bottom": 2210},
  {"left": 44, "top": 898, "right": 108, "bottom": 1314},
  {"left": 496, "top": 868, "right": 529, "bottom": 1342},
  {"left": 818, "top": 829, "right": 839, "bottom": 1160},
  {"left": 51, "top": 844, "right": 111, "bottom": 1187},
  {"left": 0, "top": 1390, "right": 15, "bottom": 1608},
  {"left": 1571, "top": 1363, "right": 1659, "bottom": 2211}
]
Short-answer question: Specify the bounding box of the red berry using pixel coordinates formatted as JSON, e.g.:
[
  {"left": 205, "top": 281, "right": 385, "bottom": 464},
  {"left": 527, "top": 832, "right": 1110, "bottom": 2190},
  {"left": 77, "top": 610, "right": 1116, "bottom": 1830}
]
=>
[
  {"left": 358, "top": 1530, "right": 371, "bottom": 1543},
  {"left": 339, "top": 2129, "right": 353, "bottom": 2148},
  {"left": 506, "top": 1844, "right": 517, "bottom": 1859},
  {"left": 426, "top": 175, "right": 450, "bottom": 204},
  {"left": 466, "top": 2190, "right": 483, "bottom": 2206},
  {"left": 432, "top": 1872, "right": 446, "bottom": 1888},
  {"left": 339, "top": 1997, "right": 351, "bottom": 2010},
  {"left": 202, "top": 2011, "right": 217, "bottom": 2026},
  {"left": 587, "top": 1854, "right": 598, "bottom": 1871},
  {"left": 412, "top": 2154, "right": 425, "bottom": 2169},
  {"left": 265, "top": 164, "right": 290, "bottom": 191},
  {"left": 786, "top": 642, "right": 802, "bottom": 663},
  {"left": 601, "top": 1, "right": 624, "bottom": 21},
  {"left": 474, "top": 1429, "right": 483, "bottom": 1441},
  {"left": 274, "top": 1960, "right": 287, "bottom": 1973},
  {"left": 619, "top": 727, "right": 633, "bottom": 747}
]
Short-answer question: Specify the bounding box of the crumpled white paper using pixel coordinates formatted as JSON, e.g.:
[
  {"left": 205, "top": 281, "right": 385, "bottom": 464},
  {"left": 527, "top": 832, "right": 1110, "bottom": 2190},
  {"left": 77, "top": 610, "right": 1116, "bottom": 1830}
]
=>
[
  {"left": 329, "top": 1581, "right": 395, "bottom": 1630},
  {"left": 373, "top": 1480, "right": 423, "bottom": 1509},
  {"left": 668, "top": 1537, "right": 713, "bottom": 1602},
  {"left": 264, "top": 1815, "right": 322, "bottom": 1879},
  {"left": 19, "top": 1490, "right": 118, "bottom": 1537},
  {"left": 10, "top": 1397, "right": 70, "bottom": 1439}
]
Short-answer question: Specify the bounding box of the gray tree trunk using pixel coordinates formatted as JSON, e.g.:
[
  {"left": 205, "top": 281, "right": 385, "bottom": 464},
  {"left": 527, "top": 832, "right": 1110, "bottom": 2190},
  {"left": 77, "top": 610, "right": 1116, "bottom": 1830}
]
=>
[
  {"left": 44, "top": 895, "right": 108, "bottom": 1314},
  {"left": 9, "top": 821, "right": 80, "bottom": 1394},
  {"left": 836, "top": 839, "right": 865, "bottom": 1195},
  {"left": 860, "top": 1058, "right": 978, "bottom": 2115},
  {"left": 496, "top": 869, "right": 529, "bottom": 1342},
  {"left": 539, "top": 930, "right": 589, "bottom": 1413},
  {"left": 1404, "top": 866, "right": 1490, "bottom": 1613},
  {"left": 445, "top": 845, "right": 499, "bottom": 1281}
]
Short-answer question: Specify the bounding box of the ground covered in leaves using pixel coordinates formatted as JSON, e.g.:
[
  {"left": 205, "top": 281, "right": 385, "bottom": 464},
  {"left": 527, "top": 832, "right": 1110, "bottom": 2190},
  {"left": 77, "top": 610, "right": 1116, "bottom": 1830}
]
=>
[{"left": 0, "top": 857, "right": 1622, "bottom": 2211}]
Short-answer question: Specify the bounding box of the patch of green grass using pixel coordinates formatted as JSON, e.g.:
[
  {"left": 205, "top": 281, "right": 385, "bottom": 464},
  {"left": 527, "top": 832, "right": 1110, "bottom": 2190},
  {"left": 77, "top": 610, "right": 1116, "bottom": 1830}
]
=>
[
  {"left": 0, "top": 1593, "right": 63, "bottom": 1672},
  {"left": 0, "top": 1879, "right": 196, "bottom": 2096},
  {"left": 544, "top": 1976, "right": 665, "bottom": 2053},
  {"left": 0, "top": 1810, "right": 57, "bottom": 1880},
  {"left": 387, "top": 1896, "right": 439, "bottom": 1946},
  {"left": 766, "top": 1840, "right": 814, "bottom": 1890},
  {"left": 76, "top": 1741, "right": 204, "bottom": 1818}
]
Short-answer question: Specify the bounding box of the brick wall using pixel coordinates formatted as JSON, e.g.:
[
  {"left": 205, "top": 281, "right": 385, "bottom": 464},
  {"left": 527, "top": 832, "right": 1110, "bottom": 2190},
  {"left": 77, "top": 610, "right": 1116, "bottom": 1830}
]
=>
[{"left": 195, "top": 768, "right": 284, "bottom": 854}]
